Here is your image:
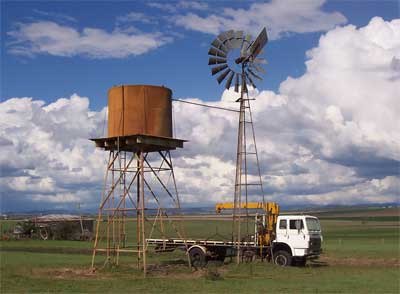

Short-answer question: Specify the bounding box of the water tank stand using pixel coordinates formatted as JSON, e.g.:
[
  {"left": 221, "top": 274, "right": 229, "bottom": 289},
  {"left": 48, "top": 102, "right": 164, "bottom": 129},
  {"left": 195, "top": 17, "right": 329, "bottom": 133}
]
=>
[{"left": 90, "top": 136, "right": 189, "bottom": 277}]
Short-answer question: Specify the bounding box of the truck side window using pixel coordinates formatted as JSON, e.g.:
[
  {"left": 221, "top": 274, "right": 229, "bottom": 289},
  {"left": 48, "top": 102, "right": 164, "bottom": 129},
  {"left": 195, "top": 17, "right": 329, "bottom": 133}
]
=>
[
  {"left": 279, "top": 219, "right": 287, "bottom": 229},
  {"left": 290, "top": 219, "right": 304, "bottom": 230}
]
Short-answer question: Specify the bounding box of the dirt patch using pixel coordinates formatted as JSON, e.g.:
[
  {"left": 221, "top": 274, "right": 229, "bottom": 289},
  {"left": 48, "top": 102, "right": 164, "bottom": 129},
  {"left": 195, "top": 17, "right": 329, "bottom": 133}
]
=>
[
  {"left": 33, "top": 267, "right": 102, "bottom": 280},
  {"left": 318, "top": 255, "right": 399, "bottom": 267},
  {"left": 54, "top": 268, "right": 97, "bottom": 279},
  {"left": 146, "top": 262, "right": 228, "bottom": 279},
  {"left": 30, "top": 256, "right": 399, "bottom": 281},
  {"left": 148, "top": 265, "right": 203, "bottom": 279},
  {"left": 31, "top": 263, "right": 228, "bottom": 281}
]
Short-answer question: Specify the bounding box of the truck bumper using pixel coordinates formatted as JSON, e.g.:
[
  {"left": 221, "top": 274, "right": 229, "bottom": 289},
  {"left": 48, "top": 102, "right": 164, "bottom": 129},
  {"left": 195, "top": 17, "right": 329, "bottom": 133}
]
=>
[{"left": 305, "top": 248, "right": 322, "bottom": 258}]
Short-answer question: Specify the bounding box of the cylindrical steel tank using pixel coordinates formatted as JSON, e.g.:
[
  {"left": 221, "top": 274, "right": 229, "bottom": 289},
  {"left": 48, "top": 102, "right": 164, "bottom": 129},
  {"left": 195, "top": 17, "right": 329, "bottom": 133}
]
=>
[{"left": 108, "top": 85, "right": 173, "bottom": 138}]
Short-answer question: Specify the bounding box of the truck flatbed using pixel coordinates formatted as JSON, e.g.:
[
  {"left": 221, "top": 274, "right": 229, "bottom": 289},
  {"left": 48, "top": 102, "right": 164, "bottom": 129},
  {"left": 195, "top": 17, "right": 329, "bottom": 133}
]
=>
[{"left": 146, "top": 238, "right": 259, "bottom": 248}]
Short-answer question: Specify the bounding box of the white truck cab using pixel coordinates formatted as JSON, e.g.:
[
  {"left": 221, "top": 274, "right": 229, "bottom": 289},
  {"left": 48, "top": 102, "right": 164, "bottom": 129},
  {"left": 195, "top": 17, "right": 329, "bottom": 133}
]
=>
[{"left": 272, "top": 215, "right": 323, "bottom": 266}]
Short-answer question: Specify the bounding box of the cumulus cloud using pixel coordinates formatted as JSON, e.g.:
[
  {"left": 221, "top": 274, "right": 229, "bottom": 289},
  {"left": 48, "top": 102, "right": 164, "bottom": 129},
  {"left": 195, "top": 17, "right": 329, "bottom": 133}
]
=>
[
  {"left": 1, "top": 17, "right": 399, "bottom": 211},
  {"left": 147, "top": 1, "right": 209, "bottom": 13},
  {"left": 7, "top": 21, "right": 172, "bottom": 58},
  {"left": 280, "top": 17, "right": 400, "bottom": 167},
  {"left": 173, "top": 0, "right": 347, "bottom": 38},
  {"left": 116, "top": 12, "right": 158, "bottom": 25},
  {"left": 32, "top": 9, "right": 78, "bottom": 23},
  {"left": 0, "top": 95, "right": 107, "bottom": 211},
  {"left": 5, "top": 1, "right": 347, "bottom": 59}
]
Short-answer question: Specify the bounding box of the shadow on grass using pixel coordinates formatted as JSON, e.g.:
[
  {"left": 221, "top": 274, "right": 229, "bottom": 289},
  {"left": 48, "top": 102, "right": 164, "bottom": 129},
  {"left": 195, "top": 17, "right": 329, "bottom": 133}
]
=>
[{"left": 308, "top": 260, "right": 329, "bottom": 267}]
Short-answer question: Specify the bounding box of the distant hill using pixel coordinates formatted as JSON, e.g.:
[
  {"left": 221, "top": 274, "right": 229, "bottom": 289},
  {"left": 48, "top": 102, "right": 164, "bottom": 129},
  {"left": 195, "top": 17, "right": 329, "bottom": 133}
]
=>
[{"left": 2, "top": 203, "right": 399, "bottom": 220}]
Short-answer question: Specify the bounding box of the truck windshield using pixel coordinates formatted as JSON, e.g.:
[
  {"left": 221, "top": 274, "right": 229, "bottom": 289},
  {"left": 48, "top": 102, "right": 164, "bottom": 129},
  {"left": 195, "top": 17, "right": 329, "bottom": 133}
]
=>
[{"left": 306, "top": 218, "right": 321, "bottom": 231}]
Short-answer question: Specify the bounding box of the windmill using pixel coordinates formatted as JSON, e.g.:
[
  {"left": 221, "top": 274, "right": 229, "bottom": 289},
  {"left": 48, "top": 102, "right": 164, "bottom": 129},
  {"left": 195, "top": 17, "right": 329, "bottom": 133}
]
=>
[
  {"left": 208, "top": 27, "right": 268, "bottom": 264},
  {"left": 208, "top": 28, "right": 267, "bottom": 92}
]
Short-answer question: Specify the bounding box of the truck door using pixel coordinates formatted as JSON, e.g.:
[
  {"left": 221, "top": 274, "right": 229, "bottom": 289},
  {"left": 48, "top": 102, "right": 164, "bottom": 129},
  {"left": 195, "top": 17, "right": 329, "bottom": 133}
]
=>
[
  {"left": 288, "top": 219, "right": 306, "bottom": 254},
  {"left": 276, "top": 218, "right": 288, "bottom": 242}
]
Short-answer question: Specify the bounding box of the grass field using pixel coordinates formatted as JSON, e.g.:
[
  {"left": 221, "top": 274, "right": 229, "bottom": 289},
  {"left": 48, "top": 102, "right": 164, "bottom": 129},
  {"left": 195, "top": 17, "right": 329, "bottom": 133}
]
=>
[{"left": 1, "top": 208, "right": 399, "bottom": 293}]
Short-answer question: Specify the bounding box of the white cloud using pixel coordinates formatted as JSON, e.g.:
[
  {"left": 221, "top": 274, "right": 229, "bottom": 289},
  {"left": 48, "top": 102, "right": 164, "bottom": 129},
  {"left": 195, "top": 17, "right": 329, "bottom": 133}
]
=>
[
  {"left": 7, "top": 21, "right": 172, "bottom": 58},
  {"left": 279, "top": 17, "right": 400, "bottom": 162},
  {"left": 147, "top": 1, "right": 208, "bottom": 13},
  {"left": 116, "top": 12, "right": 158, "bottom": 25},
  {"left": 0, "top": 94, "right": 107, "bottom": 210},
  {"left": 178, "top": 1, "right": 208, "bottom": 11},
  {"left": 32, "top": 9, "right": 78, "bottom": 23},
  {"left": 32, "top": 191, "right": 93, "bottom": 204},
  {"left": 1, "top": 17, "right": 399, "bottom": 211},
  {"left": 174, "top": 0, "right": 347, "bottom": 38},
  {"left": 1, "top": 176, "right": 56, "bottom": 193}
]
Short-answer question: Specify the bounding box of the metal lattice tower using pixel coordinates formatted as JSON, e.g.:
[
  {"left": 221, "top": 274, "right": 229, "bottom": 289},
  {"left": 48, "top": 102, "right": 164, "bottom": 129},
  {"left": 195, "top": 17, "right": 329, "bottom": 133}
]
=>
[
  {"left": 91, "top": 138, "right": 190, "bottom": 276},
  {"left": 208, "top": 28, "right": 268, "bottom": 264}
]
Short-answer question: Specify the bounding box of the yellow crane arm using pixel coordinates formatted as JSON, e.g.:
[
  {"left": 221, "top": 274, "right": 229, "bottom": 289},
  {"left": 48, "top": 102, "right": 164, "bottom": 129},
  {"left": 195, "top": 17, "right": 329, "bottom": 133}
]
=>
[{"left": 215, "top": 202, "right": 279, "bottom": 214}]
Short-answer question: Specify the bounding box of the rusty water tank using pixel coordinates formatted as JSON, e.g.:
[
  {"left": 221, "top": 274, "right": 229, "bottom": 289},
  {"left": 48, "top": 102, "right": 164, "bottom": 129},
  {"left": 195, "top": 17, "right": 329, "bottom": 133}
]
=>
[{"left": 108, "top": 85, "right": 173, "bottom": 138}]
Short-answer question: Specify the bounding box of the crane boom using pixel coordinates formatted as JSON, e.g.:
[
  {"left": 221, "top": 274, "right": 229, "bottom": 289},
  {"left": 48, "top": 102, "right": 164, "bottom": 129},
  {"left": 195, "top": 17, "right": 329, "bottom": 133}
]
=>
[
  {"left": 215, "top": 201, "right": 280, "bottom": 246},
  {"left": 215, "top": 202, "right": 279, "bottom": 213}
]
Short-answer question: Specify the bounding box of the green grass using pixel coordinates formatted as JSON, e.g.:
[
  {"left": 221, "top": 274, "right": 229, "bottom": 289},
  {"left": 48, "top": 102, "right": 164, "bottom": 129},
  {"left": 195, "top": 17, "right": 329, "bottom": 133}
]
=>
[
  {"left": 1, "top": 216, "right": 399, "bottom": 293},
  {"left": 320, "top": 216, "right": 399, "bottom": 221},
  {"left": 1, "top": 252, "right": 399, "bottom": 293},
  {"left": 321, "top": 220, "right": 399, "bottom": 258}
]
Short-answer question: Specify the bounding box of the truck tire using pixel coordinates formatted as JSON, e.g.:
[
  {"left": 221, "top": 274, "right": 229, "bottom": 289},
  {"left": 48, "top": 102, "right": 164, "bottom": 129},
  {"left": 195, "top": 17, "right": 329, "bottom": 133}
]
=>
[
  {"left": 274, "top": 250, "right": 292, "bottom": 267},
  {"left": 189, "top": 247, "right": 207, "bottom": 268}
]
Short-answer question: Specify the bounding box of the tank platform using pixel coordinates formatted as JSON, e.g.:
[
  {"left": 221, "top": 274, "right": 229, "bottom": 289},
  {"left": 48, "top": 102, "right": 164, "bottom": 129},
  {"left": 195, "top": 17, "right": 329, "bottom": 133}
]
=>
[{"left": 90, "top": 134, "right": 186, "bottom": 152}]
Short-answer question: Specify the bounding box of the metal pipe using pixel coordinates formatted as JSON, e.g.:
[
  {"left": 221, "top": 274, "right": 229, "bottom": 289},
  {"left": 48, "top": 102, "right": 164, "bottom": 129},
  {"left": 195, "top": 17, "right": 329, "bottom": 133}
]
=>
[{"left": 172, "top": 98, "right": 239, "bottom": 113}]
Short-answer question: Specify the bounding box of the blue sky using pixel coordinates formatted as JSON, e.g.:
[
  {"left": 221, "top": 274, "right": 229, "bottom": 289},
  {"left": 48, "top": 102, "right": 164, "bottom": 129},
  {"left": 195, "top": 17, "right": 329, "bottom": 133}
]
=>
[
  {"left": 2, "top": 0, "right": 398, "bottom": 110},
  {"left": 1, "top": 1, "right": 399, "bottom": 212}
]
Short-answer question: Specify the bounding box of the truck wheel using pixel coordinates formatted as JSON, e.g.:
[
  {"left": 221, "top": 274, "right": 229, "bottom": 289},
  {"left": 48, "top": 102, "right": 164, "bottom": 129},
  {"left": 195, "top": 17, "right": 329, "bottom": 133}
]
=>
[
  {"left": 189, "top": 247, "right": 207, "bottom": 268},
  {"left": 274, "top": 250, "right": 292, "bottom": 267}
]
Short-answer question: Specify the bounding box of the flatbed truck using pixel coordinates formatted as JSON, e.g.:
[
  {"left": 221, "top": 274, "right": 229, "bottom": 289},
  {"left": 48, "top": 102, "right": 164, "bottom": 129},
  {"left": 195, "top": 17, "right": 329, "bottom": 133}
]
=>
[{"left": 146, "top": 202, "right": 323, "bottom": 267}]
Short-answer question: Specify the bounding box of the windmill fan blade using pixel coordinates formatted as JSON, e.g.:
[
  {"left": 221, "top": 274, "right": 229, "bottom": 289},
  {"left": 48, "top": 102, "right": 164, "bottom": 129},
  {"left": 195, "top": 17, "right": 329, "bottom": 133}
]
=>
[
  {"left": 217, "top": 68, "right": 231, "bottom": 84},
  {"left": 234, "top": 73, "right": 240, "bottom": 92},
  {"left": 217, "top": 31, "right": 227, "bottom": 41},
  {"left": 250, "top": 63, "right": 266, "bottom": 74},
  {"left": 217, "top": 32, "right": 228, "bottom": 47},
  {"left": 244, "top": 34, "right": 252, "bottom": 43},
  {"left": 208, "top": 57, "right": 227, "bottom": 65},
  {"left": 208, "top": 47, "right": 227, "bottom": 58},
  {"left": 219, "top": 30, "right": 235, "bottom": 50},
  {"left": 225, "top": 30, "right": 235, "bottom": 41},
  {"left": 247, "top": 68, "right": 263, "bottom": 80},
  {"left": 241, "top": 34, "right": 252, "bottom": 56},
  {"left": 230, "top": 31, "right": 244, "bottom": 48},
  {"left": 253, "top": 58, "right": 267, "bottom": 64},
  {"left": 230, "top": 37, "right": 243, "bottom": 49},
  {"left": 225, "top": 71, "right": 234, "bottom": 89},
  {"left": 211, "top": 64, "right": 228, "bottom": 75},
  {"left": 211, "top": 38, "right": 228, "bottom": 53},
  {"left": 245, "top": 72, "right": 256, "bottom": 89}
]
